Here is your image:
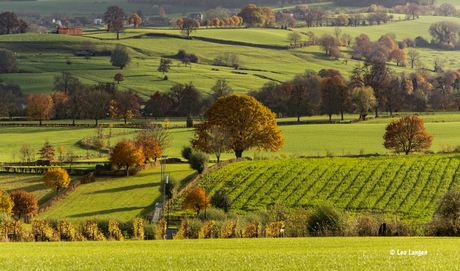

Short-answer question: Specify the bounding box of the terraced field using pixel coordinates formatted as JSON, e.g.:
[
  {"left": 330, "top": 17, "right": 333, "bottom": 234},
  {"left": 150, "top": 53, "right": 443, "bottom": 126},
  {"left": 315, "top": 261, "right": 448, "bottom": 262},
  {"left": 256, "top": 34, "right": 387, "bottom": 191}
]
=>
[{"left": 194, "top": 154, "right": 460, "bottom": 221}]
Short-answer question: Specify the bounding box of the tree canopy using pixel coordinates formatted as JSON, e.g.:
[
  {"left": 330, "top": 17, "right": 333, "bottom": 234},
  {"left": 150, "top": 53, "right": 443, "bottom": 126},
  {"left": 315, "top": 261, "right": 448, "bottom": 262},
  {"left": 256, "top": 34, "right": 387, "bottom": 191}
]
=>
[
  {"left": 192, "top": 94, "right": 284, "bottom": 158},
  {"left": 43, "top": 168, "right": 71, "bottom": 196},
  {"left": 0, "top": 189, "right": 13, "bottom": 214},
  {"left": 10, "top": 190, "right": 38, "bottom": 218},
  {"left": 110, "top": 140, "right": 145, "bottom": 176},
  {"left": 383, "top": 115, "right": 433, "bottom": 155},
  {"left": 182, "top": 187, "right": 210, "bottom": 215},
  {"left": 110, "top": 44, "right": 131, "bottom": 69},
  {"left": 26, "top": 94, "right": 54, "bottom": 126}
]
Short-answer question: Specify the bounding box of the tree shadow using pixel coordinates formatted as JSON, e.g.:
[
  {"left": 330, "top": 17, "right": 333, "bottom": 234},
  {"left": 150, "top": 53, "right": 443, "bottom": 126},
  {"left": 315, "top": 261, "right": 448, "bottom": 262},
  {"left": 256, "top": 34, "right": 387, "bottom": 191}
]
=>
[
  {"left": 66, "top": 207, "right": 142, "bottom": 218},
  {"left": 89, "top": 182, "right": 160, "bottom": 194}
]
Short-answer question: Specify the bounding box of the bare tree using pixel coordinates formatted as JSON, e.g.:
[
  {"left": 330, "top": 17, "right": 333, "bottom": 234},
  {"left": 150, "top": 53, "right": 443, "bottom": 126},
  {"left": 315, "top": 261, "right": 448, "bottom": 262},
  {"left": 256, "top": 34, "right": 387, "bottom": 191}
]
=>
[
  {"left": 407, "top": 48, "right": 420, "bottom": 69},
  {"left": 207, "top": 126, "right": 232, "bottom": 163},
  {"left": 83, "top": 87, "right": 113, "bottom": 126}
]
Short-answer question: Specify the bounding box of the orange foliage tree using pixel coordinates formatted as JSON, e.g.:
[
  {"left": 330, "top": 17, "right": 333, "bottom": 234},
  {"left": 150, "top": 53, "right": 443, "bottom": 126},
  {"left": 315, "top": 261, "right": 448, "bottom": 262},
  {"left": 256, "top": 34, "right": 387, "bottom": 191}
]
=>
[
  {"left": 9, "top": 190, "right": 38, "bottom": 218},
  {"left": 26, "top": 94, "right": 54, "bottom": 126},
  {"left": 383, "top": 115, "right": 434, "bottom": 155},
  {"left": 390, "top": 48, "right": 406, "bottom": 66},
  {"left": 110, "top": 140, "right": 145, "bottom": 176},
  {"left": 0, "top": 189, "right": 14, "bottom": 214},
  {"left": 135, "top": 132, "right": 162, "bottom": 162},
  {"left": 42, "top": 168, "right": 71, "bottom": 196},
  {"left": 191, "top": 94, "right": 284, "bottom": 158},
  {"left": 182, "top": 187, "right": 210, "bottom": 215},
  {"left": 109, "top": 92, "right": 141, "bottom": 124},
  {"left": 128, "top": 14, "right": 142, "bottom": 28},
  {"left": 38, "top": 140, "right": 56, "bottom": 162},
  {"left": 175, "top": 19, "right": 183, "bottom": 29}
]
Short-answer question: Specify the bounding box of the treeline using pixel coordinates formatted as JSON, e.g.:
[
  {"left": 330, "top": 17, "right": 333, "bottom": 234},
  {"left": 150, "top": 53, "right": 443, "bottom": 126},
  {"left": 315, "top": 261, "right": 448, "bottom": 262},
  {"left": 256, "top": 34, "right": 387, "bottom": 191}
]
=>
[
  {"left": 127, "top": 0, "right": 318, "bottom": 9},
  {"left": 249, "top": 61, "right": 460, "bottom": 122},
  {"left": 332, "top": 0, "right": 431, "bottom": 8}
]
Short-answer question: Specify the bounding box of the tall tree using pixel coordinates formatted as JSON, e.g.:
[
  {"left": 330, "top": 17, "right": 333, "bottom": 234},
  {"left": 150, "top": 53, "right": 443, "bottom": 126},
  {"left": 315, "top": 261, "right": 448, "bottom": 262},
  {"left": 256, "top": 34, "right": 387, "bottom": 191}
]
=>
[
  {"left": 436, "top": 3, "right": 457, "bottom": 17},
  {"left": 352, "top": 86, "right": 376, "bottom": 120},
  {"left": 157, "top": 59, "right": 172, "bottom": 75},
  {"left": 0, "top": 49, "right": 18, "bottom": 74},
  {"left": 110, "top": 140, "right": 145, "bottom": 176},
  {"left": 143, "top": 91, "right": 171, "bottom": 119},
  {"left": 177, "top": 82, "right": 202, "bottom": 116},
  {"left": 9, "top": 190, "right": 38, "bottom": 218},
  {"left": 407, "top": 48, "right": 420, "bottom": 69},
  {"left": 181, "top": 18, "right": 199, "bottom": 38},
  {"left": 26, "top": 94, "right": 54, "bottom": 126},
  {"left": 67, "top": 83, "right": 86, "bottom": 125},
  {"left": 0, "top": 12, "right": 20, "bottom": 34},
  {"left": 383, "top": 115, "right": 433, "bottom": 155},
  {"left": 288, "top": 84, "right": 312, "bottom": 122},
  {"left": 43, "top": 168, "right": 71, "bottom": 196},
  {"left": 104, "top": 5, "right": 125, "bottom": 32},
  {"left": 109, "top": 92, "right": 140, "bottom": 124},
  {"left": 54, "top": 72, "right": 79, "bottom": 93},
  {"left": 135, "top": 131, "right": 162, "bottom": 162},
  {"left": 110, "top": 44, "right": 131, "bottom": 69},
  {"left": 211, "top": 79, "right": 233, "bottom": 101},
  {"left": 128, "top": 14, "right": 142, "bottom": 28},
  {"left": 192, "top": 94, "right": 284, "bottom": 158},
  {"left": 83, "top": 86, "right": 113, "bottom": 126},
  {"left": 110, "top": 18, "right": 125, "bottom": 40},
  {"left": 320, "top": 76, "right": 342, "bottom": 122}
]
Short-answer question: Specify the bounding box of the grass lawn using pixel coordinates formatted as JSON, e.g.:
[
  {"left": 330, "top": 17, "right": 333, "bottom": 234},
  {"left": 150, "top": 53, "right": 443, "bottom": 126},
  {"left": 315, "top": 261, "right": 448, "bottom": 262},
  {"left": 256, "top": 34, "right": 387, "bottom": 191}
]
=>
[
  {"left": 0, "top": 173, "right": 81, "bottom": 205},
  {"left": 39, "top": 163, "right": 195, "bottom": 222},
  {"left": 0, "top": 237, "right": 458, "bottom": 270}
]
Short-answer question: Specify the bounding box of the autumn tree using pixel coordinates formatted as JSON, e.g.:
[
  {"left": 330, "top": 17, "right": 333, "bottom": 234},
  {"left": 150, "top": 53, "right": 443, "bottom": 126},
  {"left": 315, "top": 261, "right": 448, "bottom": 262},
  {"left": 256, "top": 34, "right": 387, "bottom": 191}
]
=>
[
  {"left": 390, "top": 49, "right": 406, "bottom": 66},
  {"left": 204, "top": 19, "right": 210, "bottom": 29},
  {"left": 142, "top": 122, "right": 173, "bottom": 152},
  {"left": 319, "top": 34, "right": 337, "bottom": 56},
  {"left": 114, "top": 72, "right": 125, "bottom": 84},
  {"left": 110, "top": 44, "right": 131, "bottom": 69},
  {"left": 192, "top": 94, "right": 284, "bottom": 158},
  {"left": 26, "top": 94, "right": 54, "bottom": 126},
  {"left": 9, "top": 190, "right": 38, "bottom": 218},
  {"left": 159, "top": 7, "right": 166, "bottom": 18},
  {"left": 38, "top": 140, "right": 56, "bottom": 162},
  {"left": 135, "top": 131, "right": 162, "bottom": 161},
  {"left": 287, "top": 31, "right": 302, "bottom": 46},
  {"left": 110, "top": 140, "right": 145, "bottom": 176},
  {"left": 68, "top": 83, "right": 86, "bottom": 125},
  {"left": 110, "top": 92, "right": 140, "bottom": 124},
  {"left": 54, "top": 71, "right": 79, "bottom": 93},
  {"left": 52, "top": 91, "right": 69, "bottom": 119},
  {"left": 83, "top": 86, "right": 113, "bottom": 126},
  {"left": 320, "top": 76, "right": 341, "bottom": 122},
  {"left": 181, "top": 18, "right": 199, "bottom": 38},
  {"left": 212, "top": 18, "right": 220, "bottom": 28},
  {"left": 175, "top": 19, "right": 183, "bottom": 29},
  {"left": 182, "top": 187, "right": 210, "bottom": 215},
  {"left": 383, "top": 115, "right": 433, "bottom": 155},
  {"left": 0, "top": 189, "right": 14, "bottom": 214},
  {"left": 43, "top": 168, "right": 71, "bottom": 196},
  {"left": 0, "top": 11, "right": 20, "bottom": 34},
  {"left": 143, "top": 91, "right": 171, "bottom": 119},
  {"left": 352, "top": 86, "right": 376, "bottom": 120},
  {"left": 157, "top": 59, "right": 172, "bottom": 75},
  {"left": 128, "top": 14, "right": 142, "bottom": 28}
]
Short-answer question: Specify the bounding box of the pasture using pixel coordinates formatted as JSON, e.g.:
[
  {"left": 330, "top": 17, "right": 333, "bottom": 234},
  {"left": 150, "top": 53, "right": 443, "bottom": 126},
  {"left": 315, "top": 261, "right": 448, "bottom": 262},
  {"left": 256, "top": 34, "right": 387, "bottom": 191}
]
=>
[
  {"left": 39, "top": 163, "right": 195, "bottom": 222},
  {"left": 0, "top": 237, "right": 458, "bottom": 270},
  {"left": 0, "top": 173, "right": 81, "bottom": 205}
]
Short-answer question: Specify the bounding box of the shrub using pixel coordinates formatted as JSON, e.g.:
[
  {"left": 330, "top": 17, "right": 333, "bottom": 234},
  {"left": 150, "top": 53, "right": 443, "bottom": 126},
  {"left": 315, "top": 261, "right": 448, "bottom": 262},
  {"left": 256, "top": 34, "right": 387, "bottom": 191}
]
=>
[
  {"left": 307, "top": 202, "right": 346, "bottom": 236},
  {"left": 66, "top": 59, "right": 72, "bottom": 65},
  {"left": 57, "top": 220, "right": 85, "bottom": 241},
  {"left": 181, "top": 146, "right": 193, "bottom": 160},
  {"left": 109, "top": 220, "right": 124, "bottom": 241},
  {"left": 164, "top": 75, "right": 168, "bottom": 80},
  {"left": 188, "top": 218, "right": 203, "bottom": 239},
  {"left": 269, "top": 203, "right": 289, "bottom": 223},
  {"left": 439, "top": 189, "right": 460, "bottom": 227},
  {"left": 242, "top": 221, "right": 261, "bottom": 238},
  {"left": 189, "top": 152, "right": 209, "bottom": 174},
  {"left": 355, "top": 213, "right": 379, "bottom": 236},
  {"left": 210, "top": 191, "right": 233, "bottom": 212},
  {"left": 220, "top": 220, "right": 237, "bottom": 238},
  {"left": 2, "top": 220, "right": 34, "bottom": 242},
  {"left": 133, "top": 218, "right": 145, "bottom": 240},
  {"left": 199, "top": 220, "right": 215, "bottom": 239},
  {"left": 177, "top": 49, "right": 187, "bottom": 59},
  {"left": 189, "top": 54, "right": 200, "bottom": 63},
  {"left": 32, "top": 219, "right": 60, "bottom": 242},
  {"left": 197, "top": 206, "right": 227, "bottom": 221},
  {"left": 285, "top": 207, "right": 310, "bottom": 237},
  {"left": 173, "top": 220, "right": 192, "bottom": 239},
  {"left": 154, "top": 219, "right": 166, "bottom": 240},
  {"left": 266, "top": 221, "right": 284, "bottom": 237},
  {"left": 84, "top": 219, "right": 105, "bottom": 241}
]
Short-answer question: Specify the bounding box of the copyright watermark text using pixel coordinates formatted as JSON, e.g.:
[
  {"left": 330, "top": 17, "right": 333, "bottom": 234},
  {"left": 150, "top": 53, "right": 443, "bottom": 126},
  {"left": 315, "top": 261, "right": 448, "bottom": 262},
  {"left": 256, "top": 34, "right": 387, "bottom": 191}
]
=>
[{"left": 390, "top": 249, "right": 427, "bottom": 256}]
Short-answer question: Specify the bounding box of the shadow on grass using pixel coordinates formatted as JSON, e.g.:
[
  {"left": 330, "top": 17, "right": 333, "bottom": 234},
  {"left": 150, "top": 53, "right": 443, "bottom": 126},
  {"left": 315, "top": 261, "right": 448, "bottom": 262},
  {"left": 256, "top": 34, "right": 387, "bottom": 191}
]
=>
[
  {"left": 66, "top": 206, "right": 143, "bottom": 218},
  {"left": 90, "top": 182, "right": 160, "bottom": 194}
]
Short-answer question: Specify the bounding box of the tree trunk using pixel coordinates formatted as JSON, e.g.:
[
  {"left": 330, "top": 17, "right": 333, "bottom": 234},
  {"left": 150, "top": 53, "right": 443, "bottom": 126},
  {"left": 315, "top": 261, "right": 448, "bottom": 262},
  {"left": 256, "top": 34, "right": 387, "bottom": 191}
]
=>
[
  {"left": 375, "top": 108, "right": 379, "bottom": 118},
  {"left": 126, "top": 164, "right": 130, "bottom": 176},
  {"left": 329, "top": 114, "right": 332, "bottom": 122},
  {"left": 235, "top": 149, "right": 243, "bottom": 158},
  {"left": 117, "top": 32, "right": 119, "bottom": 40},
  {"left": 341, "top": 110, "right": 344, "bottom": 121},
  {"left": 95, "top": 119, "right": 98, "bottom": 126},
  {"left": 39, "top": 119, "right": 42, "bottom": 126},
  {"left": 72, "top": 118, "right": 75, "bottom": 125},
  {"left": 217, "top": 155, "right": 220, "bottom": 163},
  {"left": 124, "top": 118, "right": 127, "bottom": 124},
  {"left": 297, "top": 115, "right": 300, "bottom": 122}
]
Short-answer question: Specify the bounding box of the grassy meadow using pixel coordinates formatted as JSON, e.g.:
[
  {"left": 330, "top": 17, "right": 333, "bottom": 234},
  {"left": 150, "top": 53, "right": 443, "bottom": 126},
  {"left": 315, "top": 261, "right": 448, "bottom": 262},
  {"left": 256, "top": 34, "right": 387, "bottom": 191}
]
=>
[
  {"left": 0, "top": 173, "right": 81, "bottom": 205},
  {"left": 0, "top": 237, "right": 458, "bottom": 270},
  {"left": 39, "top": 163, "right": 195, "bottom": 221}
]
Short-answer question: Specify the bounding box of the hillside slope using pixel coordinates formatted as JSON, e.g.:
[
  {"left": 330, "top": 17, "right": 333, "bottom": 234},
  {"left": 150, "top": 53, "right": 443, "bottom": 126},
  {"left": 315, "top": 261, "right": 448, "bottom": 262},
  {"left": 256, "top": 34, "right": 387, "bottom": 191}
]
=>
[{"left": 193, "top": 154, "right": 460, "bottom": 221}]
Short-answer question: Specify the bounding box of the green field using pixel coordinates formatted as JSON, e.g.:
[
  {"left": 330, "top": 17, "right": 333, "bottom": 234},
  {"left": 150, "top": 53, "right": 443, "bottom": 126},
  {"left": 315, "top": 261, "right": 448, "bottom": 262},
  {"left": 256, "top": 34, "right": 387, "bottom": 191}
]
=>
[
  {"left": 0, "top": 237, "right": 458, "bottom": 270},
  {"left": 39, "top": 163, "right": 195, "bottom": 221},
  {"left": 190, "top": 154, "right": 460, "bottom": 221},
  {"left": 0, "top": 173, "right": 81, "bottom": 205}
]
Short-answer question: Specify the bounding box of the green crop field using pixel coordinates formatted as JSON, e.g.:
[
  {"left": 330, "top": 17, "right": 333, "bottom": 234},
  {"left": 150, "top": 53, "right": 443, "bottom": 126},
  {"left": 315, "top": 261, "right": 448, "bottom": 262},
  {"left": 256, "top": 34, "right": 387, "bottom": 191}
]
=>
[
  {"left": 39, "top": 163, "right": 195, "bottom": 221},
  {"left": 0, "top": 173, "right": 81, "bottom": 205},
  {"left": 190, "top": 154, "right": 460, "bottom": 221},
  {"left": 0, "top": 237, "right": 458, "bottom": 270}
]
